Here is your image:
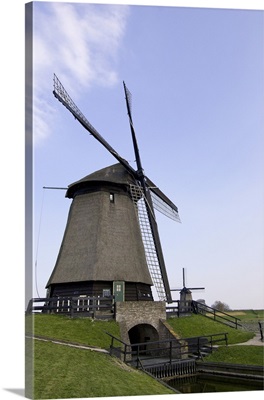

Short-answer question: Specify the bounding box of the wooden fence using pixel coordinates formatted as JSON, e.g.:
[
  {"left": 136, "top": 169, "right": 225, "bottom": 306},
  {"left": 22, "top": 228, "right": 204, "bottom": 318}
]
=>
[
  {"left": 144, "top": 359, "right": 197, "bottom": 379},
  {"left": 166, "top": 300, "right": 242, "bottom": 330},
  {"left": 106, "top": 331, "right": 228, "bottom": 368},
  {"left": 166, "top": 300, "right": 193, "bottom": 317},
  {"left": 192, "top": 301, "right": 242, "bottom": 329},
  {"left": 26, "top": 296, "right": 115, "bottom": 319}
]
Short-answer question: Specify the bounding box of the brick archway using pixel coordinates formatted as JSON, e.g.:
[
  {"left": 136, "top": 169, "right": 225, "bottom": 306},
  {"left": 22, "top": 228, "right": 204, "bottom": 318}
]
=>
[
  {"left": 115, "top": 301, "right": 167, "bottom": 346},
  {"left": 128, "top": 323, "right": 159, "bottom": 345}
]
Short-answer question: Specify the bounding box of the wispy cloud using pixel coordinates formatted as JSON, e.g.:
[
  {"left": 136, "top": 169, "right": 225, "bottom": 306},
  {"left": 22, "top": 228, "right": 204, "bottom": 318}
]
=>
[{"left": 31, "top": 2, "right": 129, "bottom": 144}]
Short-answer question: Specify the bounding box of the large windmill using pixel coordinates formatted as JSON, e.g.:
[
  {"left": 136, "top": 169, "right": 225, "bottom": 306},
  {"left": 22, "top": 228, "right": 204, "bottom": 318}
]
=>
[{"left": 46, "top": 75, "right": 180, "bottom": 303}]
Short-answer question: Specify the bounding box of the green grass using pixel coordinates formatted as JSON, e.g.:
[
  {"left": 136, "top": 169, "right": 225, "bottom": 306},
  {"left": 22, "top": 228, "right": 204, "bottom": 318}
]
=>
[
  {"left": 27, "top": 312, "right": 263, "bottom": 398},
  {"left": 228, "top": 309, "right": 264, "bottom": 321},
  {"left": 204, "top": 345, "right": 264, "bottom": 366},
  {"left": 27, "top": 315, "right": 175, "bottom": 398},
  {"left": 167, "top": 314, "right": 254, "bottom": 344},
  {"left": 26, "top": 314, "right": 120, "bottom": 349},
  {"left": 32, "top": 339, "right": 174, "bottom": 399},
  {"left": 167, "top": 314, "right": 263, "bottom": 366}
]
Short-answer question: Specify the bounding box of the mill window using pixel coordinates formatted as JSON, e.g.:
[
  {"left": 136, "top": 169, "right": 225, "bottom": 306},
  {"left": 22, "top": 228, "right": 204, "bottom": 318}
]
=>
[
  {"left": 110, "top": 193, "right": 115, "bottom": 203},
  {"left": 103, "top": 289, "right": 111, "bottom": 297}
]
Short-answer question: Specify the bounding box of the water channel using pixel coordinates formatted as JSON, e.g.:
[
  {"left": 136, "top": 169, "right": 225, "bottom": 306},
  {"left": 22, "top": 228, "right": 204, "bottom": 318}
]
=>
[{"left": 167, "top": 373, "right": 263, "bottom": 394}]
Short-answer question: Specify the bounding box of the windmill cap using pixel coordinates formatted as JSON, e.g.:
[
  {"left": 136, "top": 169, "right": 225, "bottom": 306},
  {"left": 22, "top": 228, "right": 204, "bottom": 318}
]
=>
[{"left": 66, "top": 163, "right": 136, "bottom": 198}]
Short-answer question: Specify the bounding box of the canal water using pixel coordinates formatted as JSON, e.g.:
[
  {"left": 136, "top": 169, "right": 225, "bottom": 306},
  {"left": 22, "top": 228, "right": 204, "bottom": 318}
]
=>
[{"left": 167, "top": 373, "right": 263, "bottom": 394}]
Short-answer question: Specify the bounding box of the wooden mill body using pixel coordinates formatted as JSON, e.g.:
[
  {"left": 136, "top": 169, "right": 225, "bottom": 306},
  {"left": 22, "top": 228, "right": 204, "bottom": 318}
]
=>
[{"left": 46, "top": 163, "right": 153, "bottom": 301}]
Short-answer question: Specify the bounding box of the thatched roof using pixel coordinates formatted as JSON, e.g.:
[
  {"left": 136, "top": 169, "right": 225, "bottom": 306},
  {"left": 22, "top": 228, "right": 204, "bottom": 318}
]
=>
[
  {"left": 66, "top": 163, "right": 136, "bottom": 198},
  {"left": 46, "top": 163, "right": 152, "bottom": 288}
]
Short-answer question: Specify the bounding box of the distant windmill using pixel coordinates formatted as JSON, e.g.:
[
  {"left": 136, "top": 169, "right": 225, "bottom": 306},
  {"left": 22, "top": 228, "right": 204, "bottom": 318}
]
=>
[
  {"left": 171, "top": 268, "right": 205, "bottom": 310},
  {"left": 46, "top": 75, "right": 181, "bottom": 303}
]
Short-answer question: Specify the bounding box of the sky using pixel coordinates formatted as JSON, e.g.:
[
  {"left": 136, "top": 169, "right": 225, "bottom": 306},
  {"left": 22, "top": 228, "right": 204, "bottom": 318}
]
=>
[
  {"left": 28, "top": 1, "right": 264, "bottom": 311},
  {"left": 1, "top": 1, "right": 263, "bottom": 399}
]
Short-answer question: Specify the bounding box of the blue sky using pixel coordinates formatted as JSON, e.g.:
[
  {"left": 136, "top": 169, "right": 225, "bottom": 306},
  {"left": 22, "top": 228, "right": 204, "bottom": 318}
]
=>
[
  {"left": 0, "top": 1, "right": 263, "bottom": 399},
  {"left": 29, "top": 1, "right": 264, "bottom": 310}
]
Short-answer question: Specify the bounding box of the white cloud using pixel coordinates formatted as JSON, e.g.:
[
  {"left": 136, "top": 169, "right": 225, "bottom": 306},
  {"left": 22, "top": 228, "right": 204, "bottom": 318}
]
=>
[
  {"left": 33, "top": 96, "right": 55, "bottom": 144},
  {"left": 31, "top": 2, "right": 130, "bottom": 144}
]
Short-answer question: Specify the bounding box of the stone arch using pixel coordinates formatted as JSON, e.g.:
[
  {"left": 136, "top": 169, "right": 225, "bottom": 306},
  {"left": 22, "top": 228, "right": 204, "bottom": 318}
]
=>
[
  {"left": 128, "top": 323, "right": 159, "bottom": 344},
  {"left": 115, "top": 301, "right": 167, "bottom": 353},
  {"left": 128, "top": 323, "right": 159, "bottom": 356}
]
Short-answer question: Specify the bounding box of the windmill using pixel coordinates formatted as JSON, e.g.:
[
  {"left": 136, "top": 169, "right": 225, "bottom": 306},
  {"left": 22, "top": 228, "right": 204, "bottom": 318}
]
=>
[
  {"left": 171, "top": 268, "right": 205, "bottom": 311},
  {"left": 46, "top": 74, "right": 181, "bottom": 303}
]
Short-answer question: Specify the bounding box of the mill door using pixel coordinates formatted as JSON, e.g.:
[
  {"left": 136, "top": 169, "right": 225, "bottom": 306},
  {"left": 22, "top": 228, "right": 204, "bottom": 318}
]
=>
[{"left": 113, "top": 281, "right": 125, "bottom": 302}]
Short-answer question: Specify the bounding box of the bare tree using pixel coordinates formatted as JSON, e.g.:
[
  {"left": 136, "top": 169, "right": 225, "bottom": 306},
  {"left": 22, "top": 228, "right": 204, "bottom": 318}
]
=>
[
  {"left": 196, "top": 299, "right": 206, "bottom": 304},
  {"left": 211, "top": 300, "right": 230, "bottom": 312}
]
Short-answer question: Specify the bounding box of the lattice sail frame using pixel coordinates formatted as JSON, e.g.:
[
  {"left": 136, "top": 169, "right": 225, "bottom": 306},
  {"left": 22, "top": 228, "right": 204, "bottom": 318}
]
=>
[
  {"left": 150, "top": 190, "right": 181, "bottom": 222},
  {"left": 130, "top": 184, "right": 167, "bottom": 301},
  {"left": 53, "top": 74, "right": 95, "bottom": 132}
]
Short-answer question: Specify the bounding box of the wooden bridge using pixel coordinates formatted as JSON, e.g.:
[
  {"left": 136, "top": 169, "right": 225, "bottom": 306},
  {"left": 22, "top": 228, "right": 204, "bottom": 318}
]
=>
[
  {"left": 142, "top": 359, "right": 197, "bottom": 379},
  {"left": 106, "top": 331, "right": 228, "bottom": 378}
]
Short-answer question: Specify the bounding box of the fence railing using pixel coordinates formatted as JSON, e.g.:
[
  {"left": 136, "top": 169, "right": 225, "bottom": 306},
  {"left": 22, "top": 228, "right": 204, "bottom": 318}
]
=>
[
  {"left": 192, "top": 301, "right": 242, "bottom": 329},
  {"left": 166, "top": 300, "right": 193, "bottom": 317},
  {"left": 258, "top": 321, "right": 263, "bottom": 341},
  {"left": 144, "top": 359, "right": 197, "bottom": 379},
  {"left": 106, "top": 331, "right": 228, "bottom": 368},
  {"left": 26, "top": 296, "right": 115, "bottom": 318},
  {"left": 166, "top": 301, "right": 243, "bottom": 330}
]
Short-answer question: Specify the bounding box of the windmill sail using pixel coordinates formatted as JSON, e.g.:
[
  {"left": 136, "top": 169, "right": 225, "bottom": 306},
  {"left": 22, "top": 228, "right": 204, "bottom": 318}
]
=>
[
  {"left": 171, "top": 268, "right": 205, "bottom": 292},
  {"left": 123, "top": 82, "right": 178, "bottom": 303},
  {"left": 149, "top": 188, "right": 181, "bottom": 222},
  {"left": 130, "top": 184, "right": 168, "bottom": 301},
  {"left": 53, "top": 74, "right": 134, "bottom": 175},
  {"left": 145, "top": 177, "right": 181, "bottom": 222}
]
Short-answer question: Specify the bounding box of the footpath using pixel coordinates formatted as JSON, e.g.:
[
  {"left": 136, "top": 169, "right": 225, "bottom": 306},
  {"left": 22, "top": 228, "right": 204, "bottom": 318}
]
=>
[
  {"left": 25, "top": 333, "right": 109, "bottom": 353},
  {"left": 230, "top": 332, "right": 264, "bottom": 346}
]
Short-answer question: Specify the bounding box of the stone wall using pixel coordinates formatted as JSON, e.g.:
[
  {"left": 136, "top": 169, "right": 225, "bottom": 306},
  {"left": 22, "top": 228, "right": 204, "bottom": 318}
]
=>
[
  {"left": 159, "top": 319, "right": 188, "bottom": 359},
  {"left": 115, "top": 301, "right": 166, "bottom": 344},
  {"left": 115, "top": 301, "right": 187, "bottom": 360}
]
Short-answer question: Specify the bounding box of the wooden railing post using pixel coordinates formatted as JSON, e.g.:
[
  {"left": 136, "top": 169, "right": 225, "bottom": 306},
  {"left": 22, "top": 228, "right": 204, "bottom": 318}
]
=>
[
  {"left": 109, "top": 336, "right": 114, "bottom": 356},
  {"left": 70, "top": 298, "right": 73, "bottom": 317},
  {"left": 136, "top": 345, "right": 140, "bottom": 368},
  {"left": 91, "top": 296, "right": 95, "bottom": 318},
  {"left": 259, "top": 322, "right": 263, "bottom": 341},
  {"left": 123, "top": 344, "right": 127, "bottom": 363}
]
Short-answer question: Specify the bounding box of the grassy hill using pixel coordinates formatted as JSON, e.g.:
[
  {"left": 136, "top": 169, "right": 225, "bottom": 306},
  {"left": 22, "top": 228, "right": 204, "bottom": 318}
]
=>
[
  {"left": 167, "top": 314, "right": 255, "bottom": 344},
  {"left": 167, "top": 313, "right": 263, "bottom": 366},
  {"left": 26, "top": 314, "right": 175, "bottom": 399},
  {"left": 26, "top": 311, "right": 263, "bottom": 398},
  {"left": 27, "top": 313, "right": 121, "bottom": 349},
  {"left": 30, "top": 339, "right": 174, "bottom": 399}
]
